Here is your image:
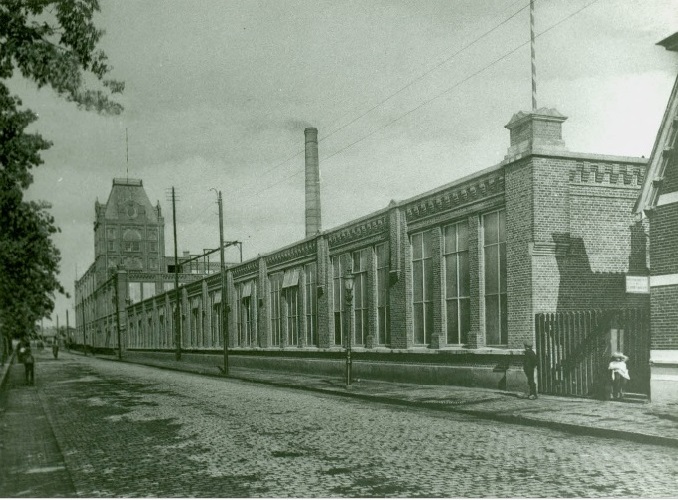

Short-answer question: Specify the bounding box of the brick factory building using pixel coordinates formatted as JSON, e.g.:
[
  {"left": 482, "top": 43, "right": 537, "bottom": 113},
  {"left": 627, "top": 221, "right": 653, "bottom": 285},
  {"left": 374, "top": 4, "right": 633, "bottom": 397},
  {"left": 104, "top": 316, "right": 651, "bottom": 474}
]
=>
[
  {"left": 74, "top": 178, "right": 221, "bottom": 350},
  {"left": 73, "top": 102, "right": 656, "bottom": 397}
]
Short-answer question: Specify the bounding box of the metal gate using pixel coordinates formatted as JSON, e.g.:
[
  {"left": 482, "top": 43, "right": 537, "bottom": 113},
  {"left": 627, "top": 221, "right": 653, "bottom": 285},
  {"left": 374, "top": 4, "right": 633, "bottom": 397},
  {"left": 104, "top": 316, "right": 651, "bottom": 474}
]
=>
[{"left": 535, "top": 309, "right": 650, "bottom": 398}]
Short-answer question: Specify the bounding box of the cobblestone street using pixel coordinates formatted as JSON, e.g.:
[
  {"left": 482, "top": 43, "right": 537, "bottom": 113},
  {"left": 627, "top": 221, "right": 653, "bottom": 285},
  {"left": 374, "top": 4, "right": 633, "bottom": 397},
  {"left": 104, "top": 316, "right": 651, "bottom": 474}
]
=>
[{"left": 3, "top": 353, "right": 678, "bottom": 497}]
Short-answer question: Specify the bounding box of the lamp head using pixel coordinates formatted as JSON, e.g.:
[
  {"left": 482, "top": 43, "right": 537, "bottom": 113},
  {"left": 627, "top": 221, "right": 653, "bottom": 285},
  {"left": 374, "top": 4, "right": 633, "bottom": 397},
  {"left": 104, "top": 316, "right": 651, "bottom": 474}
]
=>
[{"left": 344, "top": 271, "right": 354, "bottom": 291}]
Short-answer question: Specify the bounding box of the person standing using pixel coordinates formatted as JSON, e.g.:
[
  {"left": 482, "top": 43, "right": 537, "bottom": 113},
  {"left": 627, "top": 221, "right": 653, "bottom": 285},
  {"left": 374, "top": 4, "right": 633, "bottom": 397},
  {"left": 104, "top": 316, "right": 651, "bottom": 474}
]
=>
[
  {"left": 17, "top": 337, "right": 34, "bottom": 385},
  {"left": 608, "top": 352, "right": 630, "bottom": 399},
  {"left": 523, "top": 341, "right": 538, "bottom": 399},
  {"left": 52, "top": 337, "right": 59, "bottom": 359},
  {"left": 16, "top": 336, "right": 30, "bottom": 363}
]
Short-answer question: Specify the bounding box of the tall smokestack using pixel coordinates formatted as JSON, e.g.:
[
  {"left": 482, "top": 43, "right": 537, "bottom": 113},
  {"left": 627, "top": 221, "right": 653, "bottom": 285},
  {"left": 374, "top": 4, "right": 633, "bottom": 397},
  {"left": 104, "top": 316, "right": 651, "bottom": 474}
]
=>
[{"left": 304, "top": 127, "right": 321, "bottom": 237}]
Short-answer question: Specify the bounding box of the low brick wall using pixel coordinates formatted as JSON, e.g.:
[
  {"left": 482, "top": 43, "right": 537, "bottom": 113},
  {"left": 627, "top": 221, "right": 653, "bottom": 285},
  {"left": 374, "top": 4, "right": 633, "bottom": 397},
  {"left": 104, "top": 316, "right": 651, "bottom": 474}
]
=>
[{"left": 122, "top": 348, "right": 529, "bottom": 392}]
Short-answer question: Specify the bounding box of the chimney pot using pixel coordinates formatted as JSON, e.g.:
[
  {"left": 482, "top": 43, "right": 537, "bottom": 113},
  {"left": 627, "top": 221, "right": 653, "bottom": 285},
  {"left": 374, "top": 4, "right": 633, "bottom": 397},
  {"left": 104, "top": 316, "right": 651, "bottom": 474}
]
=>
[{"left": 504, "top": 107, "right": 567, "bottom": 159}]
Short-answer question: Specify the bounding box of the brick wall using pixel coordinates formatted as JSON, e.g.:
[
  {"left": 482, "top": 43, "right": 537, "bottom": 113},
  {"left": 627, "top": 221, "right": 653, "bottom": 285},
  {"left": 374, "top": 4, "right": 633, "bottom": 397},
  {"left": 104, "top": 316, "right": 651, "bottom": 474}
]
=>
[
  {"left": 430, "top": 227, "right": 443, "bottom": 349},
  {"left": 662, "top": 154, "right": 678, "bottom": 193},
  {"left": 317, "top": 236, "right": 332, "bottom": 348},
  {"left": 505, "top": 158, "right": 534, "bottom": 348},
  {"left": 650, "top": 203, "right": 678, "bottom": 275},
  {"left": 389, "top": 206, "right": 411, "bottom": 349},
  {"left": 466, "top": 214, "right": 482, "bottom": 348},
  {"left": 651, "top": 284, "right": 678, "bottom": 349},
  {"left": 529, "top": 157, "right": 645, "bottom": 313}
]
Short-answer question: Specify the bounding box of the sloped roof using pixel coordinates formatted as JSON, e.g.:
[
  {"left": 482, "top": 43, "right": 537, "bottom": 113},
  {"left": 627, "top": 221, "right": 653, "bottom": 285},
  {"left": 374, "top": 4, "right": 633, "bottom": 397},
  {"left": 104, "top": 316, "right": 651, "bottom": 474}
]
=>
[
  {"left": 634, "top": 39, "right": 678, "bottom": 215},
  {"left": 103, "top": 178, "right": 159, "bottom": 222}
]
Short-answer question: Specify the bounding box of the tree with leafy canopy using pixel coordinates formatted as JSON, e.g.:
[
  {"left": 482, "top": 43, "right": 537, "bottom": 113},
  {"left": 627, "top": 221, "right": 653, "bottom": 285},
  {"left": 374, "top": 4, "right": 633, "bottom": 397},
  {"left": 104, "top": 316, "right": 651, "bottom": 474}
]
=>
[{"left": 0, "top": 0, "right": 123, "bottom": 350}]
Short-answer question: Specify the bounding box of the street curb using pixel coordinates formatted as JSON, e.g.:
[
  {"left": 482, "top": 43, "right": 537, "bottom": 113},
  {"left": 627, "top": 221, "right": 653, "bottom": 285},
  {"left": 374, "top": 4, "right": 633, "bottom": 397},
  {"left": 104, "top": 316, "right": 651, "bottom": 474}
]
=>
[
  {"left": 95, "top": 355, "right": 678, "bottom": 450},
  {"left": 232, "top": 375, "right": 678, "bottom": 450}
]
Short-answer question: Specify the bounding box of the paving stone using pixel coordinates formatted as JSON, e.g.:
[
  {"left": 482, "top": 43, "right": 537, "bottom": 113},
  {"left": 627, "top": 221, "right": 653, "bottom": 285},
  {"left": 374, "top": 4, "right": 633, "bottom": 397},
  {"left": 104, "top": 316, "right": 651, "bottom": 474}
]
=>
[{"left": 2, "top": 350, "right": 678, "bottom": 497}]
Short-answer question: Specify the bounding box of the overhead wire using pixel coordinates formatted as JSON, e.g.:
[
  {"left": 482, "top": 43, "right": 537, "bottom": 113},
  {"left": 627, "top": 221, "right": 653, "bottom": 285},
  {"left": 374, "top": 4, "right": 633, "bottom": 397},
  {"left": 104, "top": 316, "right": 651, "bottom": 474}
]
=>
[
  {"left": 232, "top": 0, "right": 536, "bottom": 197},
  {"left": 249, "top": 0, "right": 601, "bottom": 197}
]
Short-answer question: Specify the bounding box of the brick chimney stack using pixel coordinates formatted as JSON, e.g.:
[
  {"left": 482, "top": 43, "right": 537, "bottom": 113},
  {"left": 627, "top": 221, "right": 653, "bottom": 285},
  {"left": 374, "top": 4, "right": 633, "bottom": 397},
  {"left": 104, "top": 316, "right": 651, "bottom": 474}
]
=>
[{"left": 304, "top": 127, "right": 321, "bottom": 237}]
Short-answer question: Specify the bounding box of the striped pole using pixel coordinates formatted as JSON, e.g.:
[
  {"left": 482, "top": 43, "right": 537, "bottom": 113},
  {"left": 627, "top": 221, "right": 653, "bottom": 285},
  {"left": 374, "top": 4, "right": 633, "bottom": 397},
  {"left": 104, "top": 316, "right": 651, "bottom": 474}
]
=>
[{"left": 530, "top": 0, "right": 537, "bottom": 111}]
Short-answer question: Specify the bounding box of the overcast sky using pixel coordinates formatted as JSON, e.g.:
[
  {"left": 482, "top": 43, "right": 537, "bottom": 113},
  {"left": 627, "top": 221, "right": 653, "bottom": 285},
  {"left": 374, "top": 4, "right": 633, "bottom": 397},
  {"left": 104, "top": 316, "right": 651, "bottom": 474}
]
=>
[{"left": 11, "top": 0, "right": 678, "bottom": 327}]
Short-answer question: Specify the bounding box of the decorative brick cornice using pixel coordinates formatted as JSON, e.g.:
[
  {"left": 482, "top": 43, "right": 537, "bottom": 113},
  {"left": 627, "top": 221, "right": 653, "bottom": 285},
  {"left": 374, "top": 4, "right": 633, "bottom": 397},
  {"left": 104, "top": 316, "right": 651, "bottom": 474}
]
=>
[
  {"left": 265, "top": 239, "right": 317, "bottom": 268},
  {"left": 327, "top": 215, "right": 387, "bottom": 249},
  {"left": 404, "top": 173, "right": 505, "bottom": 223},
  {"left": 232, "top": 259, "right": 259, "bottom": 279},
  {"left": 206, "top": 274, "right": 222, "bottom": 288},
  {"left": 570, "top": 162, "right": 645, "bottom": 186},
  {"left": 127, "top": 272, "right": 202, "bottom": 283}
]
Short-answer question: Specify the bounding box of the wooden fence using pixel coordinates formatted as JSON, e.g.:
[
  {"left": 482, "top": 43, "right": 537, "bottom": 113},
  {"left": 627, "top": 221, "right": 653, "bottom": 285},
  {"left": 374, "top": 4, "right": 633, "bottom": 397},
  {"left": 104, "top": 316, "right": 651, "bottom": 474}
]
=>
[{"left": 535, "top": 309, "right": 650, "bottom": 398}]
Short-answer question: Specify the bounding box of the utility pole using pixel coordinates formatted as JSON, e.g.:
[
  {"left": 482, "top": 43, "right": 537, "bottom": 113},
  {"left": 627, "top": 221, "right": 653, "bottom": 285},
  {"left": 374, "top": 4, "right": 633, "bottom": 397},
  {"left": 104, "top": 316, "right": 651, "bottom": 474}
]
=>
[
  {"left": 218, "top": 191, "right": 229, "bottom": 376},
  {"left": 168, "top": 186, "right": 182, "bottom": 361},
  {"left": 66, "top": 309, "right": 70, "bottom": 352},
  {"left": 114, "top": 272, "right": 122, "bottom": 360},
  {"left": 81, "top": 298, "right": 87, "bottom": 355}
]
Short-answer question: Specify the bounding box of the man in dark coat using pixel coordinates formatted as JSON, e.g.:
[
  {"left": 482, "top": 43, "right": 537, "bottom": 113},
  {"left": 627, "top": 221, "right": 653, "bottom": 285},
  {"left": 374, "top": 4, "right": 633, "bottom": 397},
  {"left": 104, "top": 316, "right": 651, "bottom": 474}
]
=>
[
  {"left": 523, "top": 342, "right": 538, "bottom": 399},
  {"left": 17, "top": 337, "right": 34, "bottom": 385}
]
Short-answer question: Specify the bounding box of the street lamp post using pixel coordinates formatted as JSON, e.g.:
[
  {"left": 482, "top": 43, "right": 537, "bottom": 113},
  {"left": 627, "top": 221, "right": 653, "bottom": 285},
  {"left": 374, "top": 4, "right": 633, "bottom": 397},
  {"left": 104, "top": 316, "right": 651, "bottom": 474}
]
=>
[{"left": 344, "top": 270, "right": 354, "bottom": 388}]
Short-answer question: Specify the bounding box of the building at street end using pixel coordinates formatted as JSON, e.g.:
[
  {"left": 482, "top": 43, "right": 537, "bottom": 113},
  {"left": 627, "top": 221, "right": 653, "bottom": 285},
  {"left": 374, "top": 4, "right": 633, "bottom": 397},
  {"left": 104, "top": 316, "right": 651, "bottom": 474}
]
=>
[
  {"left": 74, "top": 178, "right": 221, "bottom": 351},
  {"left": 121, "top": 112, "right": 650, "bottom": 397},
  {"left": 634, "top": 32, "right": 678, "bottom": 403}
]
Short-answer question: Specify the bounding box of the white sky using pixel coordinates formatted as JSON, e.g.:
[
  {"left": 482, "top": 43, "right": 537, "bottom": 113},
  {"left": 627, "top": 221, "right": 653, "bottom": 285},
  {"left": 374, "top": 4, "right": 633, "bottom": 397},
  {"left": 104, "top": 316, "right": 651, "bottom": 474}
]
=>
[{"left": 11, "top": 0, "right": 678, "bottom": 327}]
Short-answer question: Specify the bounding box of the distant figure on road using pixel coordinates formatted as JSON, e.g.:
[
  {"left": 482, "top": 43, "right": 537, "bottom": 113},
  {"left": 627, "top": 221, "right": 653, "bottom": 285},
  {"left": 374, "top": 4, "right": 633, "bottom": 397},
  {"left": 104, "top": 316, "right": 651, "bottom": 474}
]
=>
[
  {"left": 523, "top": 342, "right": 538, "bottom": 400},
  {"left": 17, "top": 337, "right": 35, "bottom": 385},
  {"left": 608, "top": 352, "right": 630, "bottom": 400},
  {"left": 52, "top": 338, "right": 59, "bottom": 359}
]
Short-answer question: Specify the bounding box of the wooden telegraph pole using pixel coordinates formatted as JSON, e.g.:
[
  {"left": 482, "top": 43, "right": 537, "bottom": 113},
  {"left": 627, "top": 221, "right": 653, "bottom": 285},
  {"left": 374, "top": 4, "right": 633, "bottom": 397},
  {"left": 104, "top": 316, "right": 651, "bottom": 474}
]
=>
[
  {"left": 167, "top": 186, "right": 182, "bottom": 361},
  {"left": 218, "top": 191, "right": 229, "bottom": 376}
]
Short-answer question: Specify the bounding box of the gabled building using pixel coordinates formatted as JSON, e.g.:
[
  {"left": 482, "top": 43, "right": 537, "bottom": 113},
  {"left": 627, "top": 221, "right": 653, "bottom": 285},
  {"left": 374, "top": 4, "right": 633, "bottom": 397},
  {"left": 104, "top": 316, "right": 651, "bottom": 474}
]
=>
[{"left": 634, "top": 32, "right": 678, "bottom": 403}]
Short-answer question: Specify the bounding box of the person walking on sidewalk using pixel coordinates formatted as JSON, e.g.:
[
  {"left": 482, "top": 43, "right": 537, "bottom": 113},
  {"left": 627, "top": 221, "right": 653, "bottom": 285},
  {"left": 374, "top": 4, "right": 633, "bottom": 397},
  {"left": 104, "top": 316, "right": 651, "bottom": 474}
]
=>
[
  {"left": 523, "top": 342, "right": 538, "bottom": 399},
  {"left": 16, "top": 336, "right": 30, "bottom": 363},
  {"left": 52, "top": 337, "right": 59, "bottom": 359},
  {"left": 17, "top": 337, "right": 35, "bottom": 385}
]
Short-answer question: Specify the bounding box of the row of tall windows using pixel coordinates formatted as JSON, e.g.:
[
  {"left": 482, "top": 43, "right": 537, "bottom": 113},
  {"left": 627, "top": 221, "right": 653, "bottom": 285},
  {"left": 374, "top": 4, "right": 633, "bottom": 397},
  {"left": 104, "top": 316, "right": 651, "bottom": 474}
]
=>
[
  {"left": 236, "top": 281, "right": 254, "bottom": 346},
  {"left": 269, "top": 267, "right": 317, "bottom": 348},
  {"left": 332, "top": 257, "right": 346, "bottom": 346},
  {"left": 410, "top": 209, "right": 507, "bottom": 346},
  {"left": 270, "top": 274, "right": 283, "bottom": 346},
  {"left": 211, "top": 292, "right": 222, "bottom": 347},
  {"left": 304, "top": 263, "right": 318, "bottom": 346},
  {"left": 412, "top": 231, "right": 434, "bottom": 345},
  {"left": 126, "top": 208, "right": 506, "bottom": 350},
  {"left": 484, "top": 210, "right": 508, "bottom": 345},
  {"left": 331, "top": 243, "right": 391, "bottom": 347},
  {"left": 376, "top": 243, "right": 390, "bottom": 345},
  {"left": 444, "top": 221, "right": 470, "bottom": 345},
  {"left": 130, "top": 300, "right": 230, "bottom": 349}
]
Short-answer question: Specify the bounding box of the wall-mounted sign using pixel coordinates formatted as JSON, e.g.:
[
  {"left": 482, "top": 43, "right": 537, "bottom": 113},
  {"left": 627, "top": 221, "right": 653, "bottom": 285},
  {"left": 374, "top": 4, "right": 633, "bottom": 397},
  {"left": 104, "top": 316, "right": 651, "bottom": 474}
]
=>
[{"left": 626, "top": 275, "right": 650, "bottom": 294}]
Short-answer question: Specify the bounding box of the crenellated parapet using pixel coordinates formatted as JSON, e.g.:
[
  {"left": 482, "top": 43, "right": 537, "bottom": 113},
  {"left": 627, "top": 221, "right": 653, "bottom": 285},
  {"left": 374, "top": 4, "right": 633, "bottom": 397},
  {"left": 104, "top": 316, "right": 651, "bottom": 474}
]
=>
[{"left": 570, "top": 162, "right": 645, "bottom": 186}]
